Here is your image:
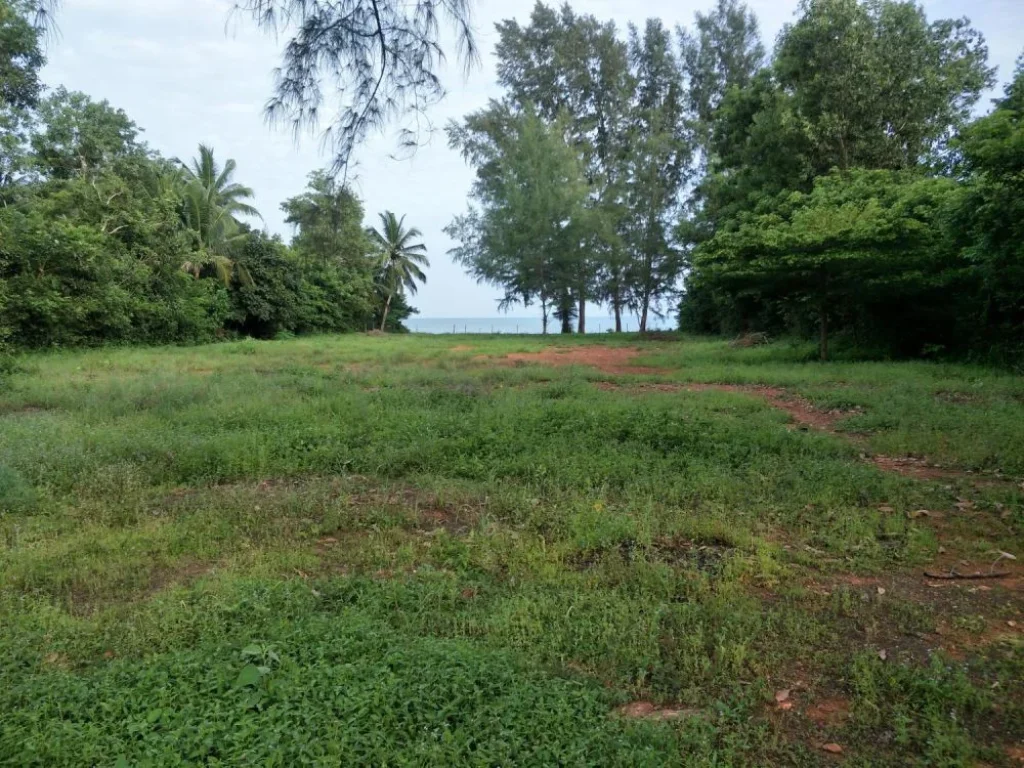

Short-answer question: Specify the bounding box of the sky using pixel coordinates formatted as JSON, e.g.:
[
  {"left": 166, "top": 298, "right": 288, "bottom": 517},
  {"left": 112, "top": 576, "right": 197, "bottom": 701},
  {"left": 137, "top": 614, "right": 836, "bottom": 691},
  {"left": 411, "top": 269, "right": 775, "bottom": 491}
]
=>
[{"left": 43, "top": 0, "right": 1024, "bottom": 319}]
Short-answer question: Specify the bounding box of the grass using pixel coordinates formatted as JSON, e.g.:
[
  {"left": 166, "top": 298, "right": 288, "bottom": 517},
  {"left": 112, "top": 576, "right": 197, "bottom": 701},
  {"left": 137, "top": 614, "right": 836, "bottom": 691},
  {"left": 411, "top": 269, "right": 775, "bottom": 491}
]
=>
[{"left": 1, "top": 333, "right": 1021, "bottom": 766}]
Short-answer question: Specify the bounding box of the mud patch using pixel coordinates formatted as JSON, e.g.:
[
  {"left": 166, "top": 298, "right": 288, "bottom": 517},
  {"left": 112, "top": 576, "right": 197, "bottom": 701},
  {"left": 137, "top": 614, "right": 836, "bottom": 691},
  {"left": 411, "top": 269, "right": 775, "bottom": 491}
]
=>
[{"left": 803, "top": 697, "right": 852, "bottom": 727}]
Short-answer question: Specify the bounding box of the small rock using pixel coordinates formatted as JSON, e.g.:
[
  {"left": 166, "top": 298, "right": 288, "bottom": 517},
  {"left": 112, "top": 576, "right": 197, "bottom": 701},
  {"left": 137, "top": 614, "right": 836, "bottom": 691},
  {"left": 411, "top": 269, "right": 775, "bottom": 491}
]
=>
[
  {"left": 822, "top": 743, "right": 843, "bottom": 754},
  {"left": 775, "top": 689, "right": 791, "bottom": 704},
  {"left": 878, "top": 649, "right": 887, "bottom": 661},
  {"left": 876, "top": 586, "right": 886, "bottom": 596}
]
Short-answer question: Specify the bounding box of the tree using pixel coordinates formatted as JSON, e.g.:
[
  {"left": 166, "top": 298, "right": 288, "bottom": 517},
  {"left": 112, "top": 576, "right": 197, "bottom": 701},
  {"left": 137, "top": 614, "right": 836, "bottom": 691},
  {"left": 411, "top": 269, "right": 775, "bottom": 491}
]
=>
[
  {"left": 494, "top": 2, "right": 633, "bottom": 332},
  {"left": 447, "top": 105, "right": 592, "bottom": 334},
  {"left": 30, "top": 87, "right": 142, "bottom": 179},
  {"left": 178, "top": 144, "right": 261, "bottom": 283},
  {"left": 623, "top": 19, "right": 691, "bottom": 332},
  {"left": 680, "top": 0, "right": 996, "bottom": 342},
  {"left": 678, "top": 0, "right": 765, "bottom": 155},
  {"left": 282, "top": 170, "right": 370, "bottom": 268},
  {"left": 952, "top": 55, "right": 1024, "bottom": 354},
  {"left": 369, "top": 211, "right": 428, "bottom": 331},
  {"left": 775, "top": 0, "right": 994, "bottom": 174},
  {"left": 693, "top": 170, "right": 958, "bottom": 359},
  {"left": 238, "top": 0, "right": 478, "bottom": 174},
  {"left": 0, "top": 0, "right": 45, "bottom": 192},
  {"left": 0, "top": 0, "right": 44, "bottom": 111}
]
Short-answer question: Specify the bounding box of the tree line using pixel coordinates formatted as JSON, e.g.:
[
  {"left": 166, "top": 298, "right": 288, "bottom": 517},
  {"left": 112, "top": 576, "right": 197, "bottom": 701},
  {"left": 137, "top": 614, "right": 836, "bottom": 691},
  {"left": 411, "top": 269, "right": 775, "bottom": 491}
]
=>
[
  {"left": 448, "top": 0, "right": 1023, "bottom": 363},
  {"left": 0, "top": 0, "right": 428, "bottom": 351}
]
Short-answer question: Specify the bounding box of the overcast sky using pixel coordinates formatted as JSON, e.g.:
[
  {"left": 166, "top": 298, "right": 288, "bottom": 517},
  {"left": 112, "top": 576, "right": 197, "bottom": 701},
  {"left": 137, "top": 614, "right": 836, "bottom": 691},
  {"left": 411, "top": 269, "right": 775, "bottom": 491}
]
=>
[{"left": 44, "top": 0, "right": 1023, "bottom": 318}]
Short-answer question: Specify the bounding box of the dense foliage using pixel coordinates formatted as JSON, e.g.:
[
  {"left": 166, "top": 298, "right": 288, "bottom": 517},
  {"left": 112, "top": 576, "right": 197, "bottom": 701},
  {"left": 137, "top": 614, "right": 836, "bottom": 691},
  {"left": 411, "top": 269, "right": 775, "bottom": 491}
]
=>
[
  {"left": 446, "top": 0, "right": 1022, "bottom": 363},
  {"left": 683, "top": 0, "right": 1022, "bottom": 363},
  {"left": 0, "top": 0, "right": 420, "bottom": 351}
]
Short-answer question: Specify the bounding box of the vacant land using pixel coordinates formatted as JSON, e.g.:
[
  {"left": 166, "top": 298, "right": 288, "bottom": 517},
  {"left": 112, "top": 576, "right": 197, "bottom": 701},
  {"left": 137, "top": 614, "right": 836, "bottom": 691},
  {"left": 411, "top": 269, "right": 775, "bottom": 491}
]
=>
[{"left": 1, "top": 334, "right": 1021, "bottom": 766}]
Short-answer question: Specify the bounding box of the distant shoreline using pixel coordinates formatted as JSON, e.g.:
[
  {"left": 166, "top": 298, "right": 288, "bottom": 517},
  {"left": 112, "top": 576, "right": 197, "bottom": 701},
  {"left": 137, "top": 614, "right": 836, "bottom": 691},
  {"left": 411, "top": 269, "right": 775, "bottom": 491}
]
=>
[{"left": 409, "top": 316, "right": 675, "bottom": 334}]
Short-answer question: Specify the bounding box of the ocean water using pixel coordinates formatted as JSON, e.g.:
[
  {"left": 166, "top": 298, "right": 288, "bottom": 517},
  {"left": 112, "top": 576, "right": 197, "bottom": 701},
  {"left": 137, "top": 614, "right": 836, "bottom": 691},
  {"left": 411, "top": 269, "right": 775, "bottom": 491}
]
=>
[{"left": 409, "top": 316, "right": 674, "bottom": 335}]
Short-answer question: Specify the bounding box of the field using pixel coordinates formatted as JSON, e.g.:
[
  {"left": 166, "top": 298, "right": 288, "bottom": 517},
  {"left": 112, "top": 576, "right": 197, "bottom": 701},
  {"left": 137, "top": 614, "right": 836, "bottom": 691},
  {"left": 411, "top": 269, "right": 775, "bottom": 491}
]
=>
[{"left": 1, "top": 333, "right": 1022, "bottom": 766}]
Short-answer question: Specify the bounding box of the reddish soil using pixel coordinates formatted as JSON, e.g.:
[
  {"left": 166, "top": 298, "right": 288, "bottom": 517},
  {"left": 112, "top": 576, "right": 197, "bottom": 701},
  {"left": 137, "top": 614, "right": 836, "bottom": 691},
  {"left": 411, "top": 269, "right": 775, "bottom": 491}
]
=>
[
  {"left": 595, "top": 381, "right": 1019, "bottom": 487},
  {"left": 803, "top": 697, "right": 852, "bottom": 727},
  {"left": 802, "top": 566, "right": 1023, "bottom": 661},
  {"left": 495, "top": 347, "right": 667, "bottom": 375}
]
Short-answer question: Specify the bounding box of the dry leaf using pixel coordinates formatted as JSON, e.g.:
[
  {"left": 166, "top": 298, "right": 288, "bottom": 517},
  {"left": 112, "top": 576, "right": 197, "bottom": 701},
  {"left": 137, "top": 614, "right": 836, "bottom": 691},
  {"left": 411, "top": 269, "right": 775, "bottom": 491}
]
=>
[
  {"left": 876, "top": 586, "right": 886, "bottom": 595},
  {"left": 775, "top": 689, "right": 791, "bottom": 703},
  {"left": 1008, "top": 621, "right": 1018, "bottom": 628},
  {"left": 878, "top": 505, "right": 894, "bottom": 513},
  {"left": 878, "top": 649, "right": 888, "bottom": 661},
  {"left": 822, "top": 743, "right": 843, "bottom": 754}
]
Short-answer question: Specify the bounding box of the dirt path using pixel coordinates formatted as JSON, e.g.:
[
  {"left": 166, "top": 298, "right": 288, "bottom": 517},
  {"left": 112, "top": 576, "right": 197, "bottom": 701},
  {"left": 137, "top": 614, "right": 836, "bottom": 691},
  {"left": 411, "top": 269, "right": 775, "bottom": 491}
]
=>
[
  {"left": 489, "top": 346, "right": 667, "bottom": 375},
  {"left": 491, "top": 347, "right": 1019, "bottom": 488}
]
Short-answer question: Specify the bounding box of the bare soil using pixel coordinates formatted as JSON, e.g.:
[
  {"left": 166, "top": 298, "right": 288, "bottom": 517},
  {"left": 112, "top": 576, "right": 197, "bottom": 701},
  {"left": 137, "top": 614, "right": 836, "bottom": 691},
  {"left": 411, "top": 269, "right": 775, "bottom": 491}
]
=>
[{"left": 494, "top": 346, "right": 668, "bottom": 375}]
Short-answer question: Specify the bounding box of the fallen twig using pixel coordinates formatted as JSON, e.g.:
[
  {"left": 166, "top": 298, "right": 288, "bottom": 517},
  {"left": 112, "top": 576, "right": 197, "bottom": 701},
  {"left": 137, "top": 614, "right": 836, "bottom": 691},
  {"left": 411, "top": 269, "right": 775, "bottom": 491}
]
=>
[{"left": 923, "top": 570, "right": 1011, "bottom": 581}]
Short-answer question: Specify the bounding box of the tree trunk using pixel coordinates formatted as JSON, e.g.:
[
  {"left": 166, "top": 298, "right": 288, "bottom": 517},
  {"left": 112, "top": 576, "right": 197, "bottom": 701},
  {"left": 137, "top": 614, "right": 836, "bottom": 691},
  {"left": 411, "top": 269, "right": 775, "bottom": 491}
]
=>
[
  {"left": 614, "top": 301, "right": 622, "bottom": 333},
  {"left": 380, "top": 292, "right": 393, "bottom": 332},
  {"left": 819, "top": 304, "right": 829, "bottom": 362},
  {"left": 541, "top": 296, "right": 549, "bottom": 335},
  {"left": 577, "top": 295, "right": 586, "bottom": 334},
  {"left": 639, "top": 298, "right": 649, "bottom": 334}
]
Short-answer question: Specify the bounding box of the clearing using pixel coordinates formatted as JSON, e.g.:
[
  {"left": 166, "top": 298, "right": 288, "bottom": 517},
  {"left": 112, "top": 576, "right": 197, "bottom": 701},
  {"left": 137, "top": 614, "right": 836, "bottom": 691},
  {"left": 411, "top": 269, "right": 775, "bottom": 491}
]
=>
[{"left": 1, "top": 334, "right": 1021, "bottom": 766}]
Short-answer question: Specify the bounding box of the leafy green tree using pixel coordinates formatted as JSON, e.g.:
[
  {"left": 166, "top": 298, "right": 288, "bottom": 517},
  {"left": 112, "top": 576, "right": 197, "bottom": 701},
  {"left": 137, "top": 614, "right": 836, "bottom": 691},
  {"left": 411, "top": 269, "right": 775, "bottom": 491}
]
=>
[
  {"left": 775, "top": 0, "right": 994, "bottom": 174},
  {"left": 678, "top": 0, "right": 765, "bottom": 155},
  {"left": 953, "top": 55, "right": 1024, "bottom": 356},
  {"left": 0, "top": 0, "right": 44, "bottom": 193},
  {"left": 370, "top": 211, "right": 428, "bottom": 332},
  {"left": 0, "top": 0, "right": 44, "bottom": 111},
  {"left": 623, "top": 19, "right": 691, "bottom": 332},
  {"left": 281, "top": 171, "right": 381, "bottom": 331},
  {"left": 282, "top": 170, "right": 370, "bottom": 268},
  {"left": 681, "top": 0, "right": 996, "bottom": 342},
  {"left": 693, "top": 169, "right": 958, "bottom": 359},
  {"left": 0, "top": 157, "right": 230, "bottom": 347},
  {"left": 178, "top": 144, "right": 261, "bottom": 284},
  {"left": 447, "top": 105, "right": 592, "bottom": 334},
  {"left": 31, "top": 87, "right": 142, "bottom": 179},
  {"left": 495, "top": 2, "right": 632, "bottom": 332},
  {"left": 238, "top": 0, "right": 478, "bottom": 173}
]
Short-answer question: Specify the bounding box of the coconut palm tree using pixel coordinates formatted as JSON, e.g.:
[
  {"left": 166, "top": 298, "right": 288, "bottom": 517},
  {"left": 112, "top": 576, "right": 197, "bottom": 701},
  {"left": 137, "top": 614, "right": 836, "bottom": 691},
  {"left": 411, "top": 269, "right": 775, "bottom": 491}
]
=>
[
  {"left": 177, "top": 144, "right": 261, "bottom": 284},
  {"left": 369, "top": 211, "right": 429, "bottom": 331}
]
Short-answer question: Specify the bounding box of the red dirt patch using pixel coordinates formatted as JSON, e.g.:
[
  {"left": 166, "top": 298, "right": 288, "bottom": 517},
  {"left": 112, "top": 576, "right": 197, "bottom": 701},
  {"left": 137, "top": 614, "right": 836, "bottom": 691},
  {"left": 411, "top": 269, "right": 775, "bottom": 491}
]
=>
[
  {"left": 804, "top": 697, "right": 852, "bottom": 727},
  {"left": 495, "top": 347, "right": 667, "bottom": 375},
  {"left": 598, "top": 381, "right": 1019, "bottom": 488}
]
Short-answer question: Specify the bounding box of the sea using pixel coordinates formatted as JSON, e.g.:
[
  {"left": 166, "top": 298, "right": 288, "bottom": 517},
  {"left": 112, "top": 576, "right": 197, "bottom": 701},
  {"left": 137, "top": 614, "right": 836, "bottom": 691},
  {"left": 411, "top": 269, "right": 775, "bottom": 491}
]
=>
[{"left": 408, "top": 316, "right": 675, "bottom": 335}]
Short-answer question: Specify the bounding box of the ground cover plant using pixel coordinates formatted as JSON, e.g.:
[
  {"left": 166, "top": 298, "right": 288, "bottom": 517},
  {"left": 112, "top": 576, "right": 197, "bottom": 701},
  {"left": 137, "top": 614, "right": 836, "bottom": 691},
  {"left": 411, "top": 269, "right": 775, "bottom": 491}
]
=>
[{"left": 1, "top": 333, "right": 1021, "bottom": 766}]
